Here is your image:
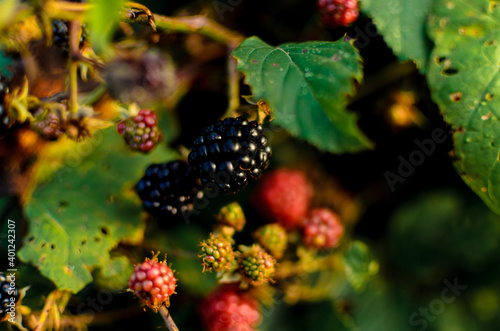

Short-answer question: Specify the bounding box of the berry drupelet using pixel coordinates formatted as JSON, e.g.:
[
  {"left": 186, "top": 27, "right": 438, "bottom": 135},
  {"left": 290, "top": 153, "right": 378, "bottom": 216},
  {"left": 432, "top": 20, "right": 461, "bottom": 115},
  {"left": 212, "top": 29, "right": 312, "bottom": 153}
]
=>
[{"left": 188, "top": 117, "right": 271, "bottom": 195}]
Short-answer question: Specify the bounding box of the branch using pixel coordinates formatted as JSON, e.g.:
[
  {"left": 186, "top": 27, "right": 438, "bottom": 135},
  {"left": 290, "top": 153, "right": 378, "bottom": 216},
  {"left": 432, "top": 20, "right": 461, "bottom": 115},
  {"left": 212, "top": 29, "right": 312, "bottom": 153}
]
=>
[
  {"left": 124, "top": 14, "right": 244, "bottom": 46},
  {"left": 159, "top": 306, "right": 180, "bottom": 331}
]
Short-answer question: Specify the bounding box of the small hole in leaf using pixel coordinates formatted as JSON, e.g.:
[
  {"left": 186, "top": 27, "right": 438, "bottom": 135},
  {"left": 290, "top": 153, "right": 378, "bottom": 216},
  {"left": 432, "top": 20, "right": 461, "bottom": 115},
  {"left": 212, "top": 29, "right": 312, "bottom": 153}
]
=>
[
  {"left": 95, "top": 236, "right": 101, "bottom": 242},
  {"left": 442, "top": 68, "right": 458, "bottom": 76},
  {"left": 51, "top": 244, "right": 55, "bottom": 250},
  {"left": 491, "top": 141, "right": 496, "bottom": 148},
  {"left": 485, "top": 40, "right": 497, "bottom": 47},
  {"left": 28, "top": 235, "right": 35, "bottom": 242},
  {"left": 435, "top": 56, "right": 447, "bottom": 65},
  {"left": 456, "top": 126, "right": 465, "bottom": 133},
  {"left": 59, "top": 201, "right": 69, "bottom": 207},
  {"left": 100, "top": 227, "right": 109, "bottom": 236},
  {"left": 81, "top": 239, "right": 87, "bottom": 246},
  {"left": 40, "top": 256, "right": 46, "bottom": 263},
  {"left": 77, "top": 248, "right": 81, "bottom": 254},
  {"left": 450, "top": 92, "right": 462, "bottom": 102},
  {"left": 490, "top": 2, "right": 498, "bottom": 11},
  {"left": 41, "top": 243, "right": 46, "bottom": 248},
  {"left": 486, "top": 93, "right": 494, "bottom": 101}
]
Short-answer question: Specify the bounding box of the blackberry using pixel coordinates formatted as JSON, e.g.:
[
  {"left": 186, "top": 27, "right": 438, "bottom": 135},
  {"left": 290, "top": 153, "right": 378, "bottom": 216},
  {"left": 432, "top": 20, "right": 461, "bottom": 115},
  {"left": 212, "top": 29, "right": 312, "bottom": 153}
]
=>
[
  {"left": 0, "top": 75, "right": 11, "bottom": 137},
  {"left": 136, "top": 160, "right": 203, "bottom": 217},
  {"left": 52, "top": 20, "right": 86, "bottom": 56},
  {"left": 0, "top": 272, "right": 19, "bottom": 320},
  {"left": 188, "top": 117, "right": 271, "bottom": 195}
]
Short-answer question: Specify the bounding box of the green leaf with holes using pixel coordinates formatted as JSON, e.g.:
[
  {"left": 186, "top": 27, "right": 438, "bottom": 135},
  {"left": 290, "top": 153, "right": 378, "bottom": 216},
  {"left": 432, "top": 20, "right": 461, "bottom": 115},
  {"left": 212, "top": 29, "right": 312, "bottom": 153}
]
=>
[
  {"left": 18, "top": 128, "right": 176, "bottom": 293},
  {"left": 426, "top": 0, "right": 500, "bottom": 215},
  {"left": 360, "top": 0, "right": 434, "bottom": 72},
  {"left": 232, "top": 36, "right": 373, "bottom": 154},
  {"left": 343, "top": 241, "right": 379, "bottom": 291}
]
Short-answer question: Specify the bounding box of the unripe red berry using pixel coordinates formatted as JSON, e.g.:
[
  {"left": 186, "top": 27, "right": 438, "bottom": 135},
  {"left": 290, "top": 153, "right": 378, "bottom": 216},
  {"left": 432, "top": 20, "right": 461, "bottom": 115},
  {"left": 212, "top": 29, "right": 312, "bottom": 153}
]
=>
[
  {"left": 252, "top": 168, "right": 313, "bottom": 230},
  {"left": 128, "top": 254, "right": 177, "bottom": 311},
  {"left": 317, "top": 0, "right": 359, "bottom": 28},
  {"left": 302, "top": 208, "right": 344, "bottom": 250},
  {"left": 199, "top": 284, "right": 261, "bottom": 331},
  {"left": 117, "top": 109, "right": 163, "bottom": 153}
]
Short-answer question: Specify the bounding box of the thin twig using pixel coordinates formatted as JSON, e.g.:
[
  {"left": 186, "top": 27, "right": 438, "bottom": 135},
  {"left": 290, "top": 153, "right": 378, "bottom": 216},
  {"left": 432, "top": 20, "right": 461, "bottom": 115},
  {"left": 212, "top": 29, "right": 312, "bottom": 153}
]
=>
[
  {"left": 159, "top": 306, "right": 180, "bottom": 331},
  {"left": 225, "top": 47, "right": 240, "bottom": 117},
  {"left": 124, "top": 14, "right": 244, "bottom": 46}
]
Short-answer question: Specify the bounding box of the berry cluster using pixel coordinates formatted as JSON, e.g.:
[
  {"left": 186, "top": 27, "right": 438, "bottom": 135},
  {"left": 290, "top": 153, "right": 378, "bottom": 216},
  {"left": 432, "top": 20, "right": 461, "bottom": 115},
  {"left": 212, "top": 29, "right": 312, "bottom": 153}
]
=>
[
  {"left": 136, "top": 116, "right": 271, "bottom": 219},
  {"left": 117, "top": 109, "right": 162, "bottom": 153},
  {"left": 199, "top": 234, "right": 235, "bottom": 273},
  {"left": 317, "top": 0, "right": 359, "bottom": 28},
  {"left": 128, "top": 254, "right": 177, "bottom": 311},
  {"left": 0, "top": 272, "right": 19, "bottom": 320},
  {"left": 252, "top": 168, "right": 345, "bottom": 250},
  {"left": 199, "top": 284, "right": 261, "bottom": 331},
  {"left": 188, "top": 117, "right": 271, "bottom": 195},
  {"left": 136, "top": 160, "right": 203, "bottom": 217}
]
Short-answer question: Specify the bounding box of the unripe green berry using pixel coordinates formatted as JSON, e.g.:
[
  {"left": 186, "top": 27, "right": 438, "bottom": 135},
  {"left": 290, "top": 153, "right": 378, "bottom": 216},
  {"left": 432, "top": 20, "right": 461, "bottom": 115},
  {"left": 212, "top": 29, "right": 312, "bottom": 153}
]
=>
[
  {"left": 238, "top": 244, "right": 276, "bottom": 286},
  {"left": 254, "top": 223, "right": 288, "bottom": 259},
  {"left": 199, "top": 234, "right": 235, "bottom": 273},
  {"left": 215, "top": 202, "right": 246, "bottom": 231}
]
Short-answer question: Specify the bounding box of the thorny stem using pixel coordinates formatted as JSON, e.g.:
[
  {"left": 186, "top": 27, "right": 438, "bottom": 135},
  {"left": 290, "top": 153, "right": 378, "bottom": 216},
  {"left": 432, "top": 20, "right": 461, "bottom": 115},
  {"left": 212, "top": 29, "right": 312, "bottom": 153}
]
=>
[
  {"left": 34, "top": 290, "right": 60, "bottom": 331},
  {"left": 124, "top": 14, "right": 244, "bottom": 46},
  {"left": 159, "top": 306, "right": 180, "bottom": 331},
  {"left": 33, "top": 289, "right": 72, "bottom": 331}
]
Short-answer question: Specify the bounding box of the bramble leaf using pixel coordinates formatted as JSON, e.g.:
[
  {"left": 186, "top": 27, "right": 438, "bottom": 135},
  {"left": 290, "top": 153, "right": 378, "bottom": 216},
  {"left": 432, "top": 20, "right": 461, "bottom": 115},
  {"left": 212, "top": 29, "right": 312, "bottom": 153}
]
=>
[
  {"left": 361, "top": 0, "right": 434, "bottom": 72},
  {"left": 233, "top": 36, "right": 372, "bottom": 154},
  {"left": 426, "top": 0, "right": 500, "bottom": 215},
  {"left": 18, "top": 128, "right": 176, "bottom": 293}
]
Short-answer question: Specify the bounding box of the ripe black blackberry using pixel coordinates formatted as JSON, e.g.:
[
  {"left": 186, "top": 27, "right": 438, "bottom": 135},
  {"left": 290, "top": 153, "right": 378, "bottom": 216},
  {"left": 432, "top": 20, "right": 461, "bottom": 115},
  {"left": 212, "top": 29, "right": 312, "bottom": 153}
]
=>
[
  {"left": 188, "top": 117, "right": 271, "bottom": 195},
  {"left": 136, "top": 160, "right": 203, "bottom": 217},
  {"left": 52, "top": 20, "right": 86, "bottom": 56},
  {"left": 0, "top": 272, "right": 19, "bottom": 320},
  {"left": 0, "top": 75, "right": 11, "bottom": 137}
]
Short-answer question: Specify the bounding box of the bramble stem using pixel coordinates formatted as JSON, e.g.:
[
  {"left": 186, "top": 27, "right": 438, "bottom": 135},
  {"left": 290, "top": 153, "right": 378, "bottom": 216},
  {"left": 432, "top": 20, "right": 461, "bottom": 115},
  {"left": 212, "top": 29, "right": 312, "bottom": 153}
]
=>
[
  {"left": 225, "top": 47, "right": 241, "bottom": 117},
  {"left": 124, "top": 14, "right": 244, "bottom": 46},
  {"left": 159, "top": 306, "right": 180, "bottom": 331},
  {"left": 34, "top": 290, "right": 60, "bottom": 331}
]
